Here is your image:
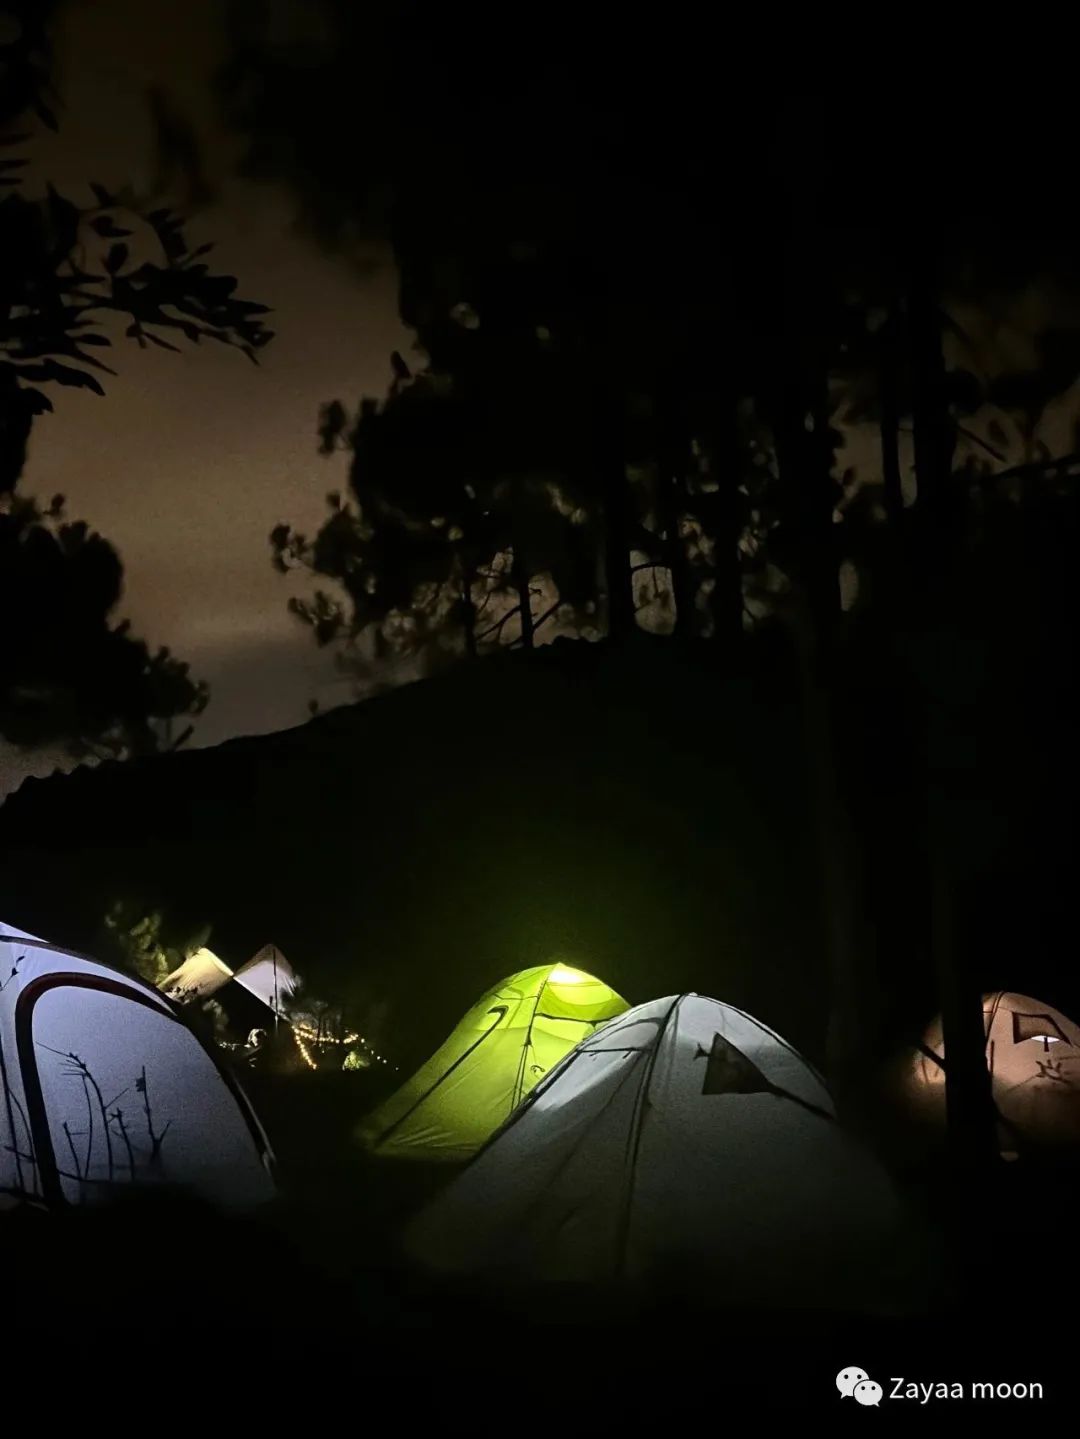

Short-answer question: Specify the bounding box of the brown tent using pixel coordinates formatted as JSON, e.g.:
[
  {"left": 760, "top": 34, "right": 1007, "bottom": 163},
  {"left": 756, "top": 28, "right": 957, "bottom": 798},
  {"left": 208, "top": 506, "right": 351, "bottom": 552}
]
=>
[{"left": 907, "top": 991, "right": 1080, "bottom": 1154}]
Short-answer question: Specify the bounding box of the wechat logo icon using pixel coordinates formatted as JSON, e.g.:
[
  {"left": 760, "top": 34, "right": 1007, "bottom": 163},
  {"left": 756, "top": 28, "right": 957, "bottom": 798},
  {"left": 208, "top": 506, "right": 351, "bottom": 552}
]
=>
[{"left": 837, "top": 1368, "right": 883, "bottom": 1407}]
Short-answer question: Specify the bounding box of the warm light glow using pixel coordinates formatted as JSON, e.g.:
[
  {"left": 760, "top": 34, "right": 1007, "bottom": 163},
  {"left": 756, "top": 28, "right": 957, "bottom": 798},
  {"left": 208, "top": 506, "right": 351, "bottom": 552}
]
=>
[
  {"left": 359, "top": 963, "right": 625, "bottom": 1157},
  {"left": 192, "top": 947, "right": 233, "bottom": 977},
  {"left": 549, "top": 965, "right": 588, "bottom": 985},
  {"left": 293, "top": 1024, "right": 363, "bottom": 1046},
  {"left": 291, "top": 1024, "right": 317, "bottom": 1071}
]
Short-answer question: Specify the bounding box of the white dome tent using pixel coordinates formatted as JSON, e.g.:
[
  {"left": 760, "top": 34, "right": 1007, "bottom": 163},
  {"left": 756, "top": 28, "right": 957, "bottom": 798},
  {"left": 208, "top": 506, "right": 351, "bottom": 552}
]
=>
[
  {"left": 0, "top": 920, "right": 275, "bottom": 1212},
  {"left": 407, "top": 994, "right": 910, "bottom": 1312}
]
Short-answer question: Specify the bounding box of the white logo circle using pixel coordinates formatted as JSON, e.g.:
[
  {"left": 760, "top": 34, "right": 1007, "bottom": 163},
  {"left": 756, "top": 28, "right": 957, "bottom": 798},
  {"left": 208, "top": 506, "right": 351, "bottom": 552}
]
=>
[{"left": 836, "top": 1368, "right": 869, "bottom": 1398}]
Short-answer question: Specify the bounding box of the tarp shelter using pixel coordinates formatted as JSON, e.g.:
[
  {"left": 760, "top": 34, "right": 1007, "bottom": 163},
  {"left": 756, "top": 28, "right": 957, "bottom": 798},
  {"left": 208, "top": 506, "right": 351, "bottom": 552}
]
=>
[
  {"left": 161, "top": 947, "right": 234, "bottom": 1004},
  {"left": 406, "top": 994, "right": 908, "bottom": 1311},
  {"left": 0, "top": 920, "right": 275, "bottom": 1211},
  {"left": 162, "top": 943, "right": 300, "bottom": 1044},
  {"left": 907, "top": 991, "right": 1080, "bottom": 1150},
  {"left": 359, "top": 963, "right": 629, "bottom": 1162},
  {"left": 232, "top": 944, "right": 298, "bottom": 1019}
]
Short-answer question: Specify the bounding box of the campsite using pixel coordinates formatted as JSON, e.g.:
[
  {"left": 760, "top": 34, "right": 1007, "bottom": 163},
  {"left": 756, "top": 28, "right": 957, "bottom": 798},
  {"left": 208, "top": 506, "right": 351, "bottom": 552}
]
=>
[
  {"left": 4, "top": 1, "right": 1080, "bottom": 1408},
  {"left": 1, "top": 837, "right": 1077, "bottom": 1382}
]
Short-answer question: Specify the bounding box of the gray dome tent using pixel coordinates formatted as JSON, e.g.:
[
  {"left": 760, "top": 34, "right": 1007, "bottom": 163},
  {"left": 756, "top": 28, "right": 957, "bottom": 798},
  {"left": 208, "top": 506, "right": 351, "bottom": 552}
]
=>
[
  {"left": 0, "top": 920, "right": 275, "bottom": 1211},
  {"left": 407, "top": 994, "right": 911, "bottom": 1312}
]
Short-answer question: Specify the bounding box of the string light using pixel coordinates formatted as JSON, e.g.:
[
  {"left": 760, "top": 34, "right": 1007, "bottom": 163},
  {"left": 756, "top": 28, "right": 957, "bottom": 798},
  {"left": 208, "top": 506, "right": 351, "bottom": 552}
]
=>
[
  {"left": 289, "top": 1021, "right": 391, "bottom": 1068},
  {"left": 291, "top": 1024, "right": 317, "bottom": 1071},
  {"left": 293, "top": 1025, "right": 363, "bottom": 1047}
]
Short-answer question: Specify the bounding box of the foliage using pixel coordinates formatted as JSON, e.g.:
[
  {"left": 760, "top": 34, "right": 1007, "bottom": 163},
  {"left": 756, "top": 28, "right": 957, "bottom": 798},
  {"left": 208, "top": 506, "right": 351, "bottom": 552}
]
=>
[
  {"left": 100, "top": 898, "right": 209, "bottom": 988},
  {"left": 224, "top": 7, "right": 763, "bottom": 665},
  {"left": 225, "top": 11, "right": 1080, "bottom": 658},
  {"left": 0, "top": 9, "right": 273, "bottom": 755},
  {"left": 0, "top": 2, "right": 62, "bottom": 132},
  {"left": 0, "top": 177, "right": 272, "bottom": 496},
  {"left": 272, "top": 365, "right": 608, "bottom": 672},
  {"left": 0, "top": 493, "right": 211, "bottom": 756}
]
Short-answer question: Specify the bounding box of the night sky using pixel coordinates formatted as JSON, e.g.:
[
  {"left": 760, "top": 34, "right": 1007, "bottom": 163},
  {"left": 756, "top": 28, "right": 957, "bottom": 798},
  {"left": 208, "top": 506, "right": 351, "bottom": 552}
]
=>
[
  {"left": 0, "top": 0, "right": 409, "bottom": 794},
  {"left": 4, "top": 6, "right": 1079, "bottom": 806}
]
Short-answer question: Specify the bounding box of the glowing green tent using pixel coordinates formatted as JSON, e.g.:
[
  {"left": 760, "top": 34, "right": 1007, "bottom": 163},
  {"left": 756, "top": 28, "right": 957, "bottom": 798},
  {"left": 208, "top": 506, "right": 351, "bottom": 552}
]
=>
[{"left": 358, "top": 963, "right": 629, "bottom": 1162}]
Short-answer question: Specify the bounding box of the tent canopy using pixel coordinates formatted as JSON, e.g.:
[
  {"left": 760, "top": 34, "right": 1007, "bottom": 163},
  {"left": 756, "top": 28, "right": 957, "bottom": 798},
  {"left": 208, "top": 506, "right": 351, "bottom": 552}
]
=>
[
  {"left": 161, "top": 946, "right": 234, "bottom": 1004},
  {"left": 0, "top": 919, "right": 275, "bottom": 1211},
  {"left": 231, "top": 944, "right": 298, "bottom": 1018},
  {"left": 406, "top": 993, "right": 909, "bottom": 1312},
  {"left": 358, "top": 962, "right": 628, "bottom": 1162},
  {"left": 909, "top": 990, "right": 1080, "bottom": 1149}
]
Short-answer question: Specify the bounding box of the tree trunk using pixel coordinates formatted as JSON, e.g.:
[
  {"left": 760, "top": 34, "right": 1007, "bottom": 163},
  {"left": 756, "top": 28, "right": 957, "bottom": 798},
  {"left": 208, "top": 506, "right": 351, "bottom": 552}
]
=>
[
  {"left": 929, "top": 827, "right": 997, "bottom": 1167},
  {"left": 654, "top": 401, "right": 697, "bottom": 639},
  {"left": 908, "top": 249, "right": 998, "bottom": 1176},
  {"left": 769, "top": 96, "right": 867, "bottom": 1110},
  {"left": 700, "top": 412, "right": 744, "bottom": 650},
  {"left": 773, "top": 366, "right": 840, "bottom": 635},
  {"left": 602, "top": 444, "right": 636, "bottom": 642},
  {"left": 773, "top": 344, "right": 861, "bottom": 1093},
  {"left": 459, "top": 549, "right": 478, "bottom": 659},
  {"left": 909, "top": 259, "right": 956, "bottom": 530},
  {"left": 511, "top": 543, "right": 534, "bottom": 649},
  {"left": 879, "top": 314, "right": 904, "bottom": 525},
  {"left": 787, "top": 596, "right": 866, "bottom": 1100},
  {"left": 771, "top": 99, "right": 841, "bottom": 640}
]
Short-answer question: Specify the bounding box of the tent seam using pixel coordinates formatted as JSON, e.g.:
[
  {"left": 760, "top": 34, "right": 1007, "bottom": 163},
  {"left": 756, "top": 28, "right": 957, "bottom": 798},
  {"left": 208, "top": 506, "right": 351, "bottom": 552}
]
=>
[{"left": 615, "top": 993, "right": 685, "bottom": 1280}]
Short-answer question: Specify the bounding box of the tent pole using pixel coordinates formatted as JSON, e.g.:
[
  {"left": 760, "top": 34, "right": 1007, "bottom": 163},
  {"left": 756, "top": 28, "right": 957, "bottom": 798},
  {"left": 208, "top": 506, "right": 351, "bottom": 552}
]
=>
[{"left": 513, "top": 972, "right": 551, "bottom": 1108}]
